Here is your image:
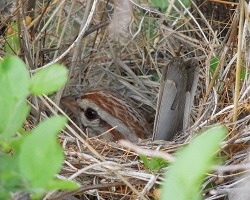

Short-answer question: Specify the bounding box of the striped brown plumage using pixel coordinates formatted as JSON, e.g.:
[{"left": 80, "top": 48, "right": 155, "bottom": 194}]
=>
[{"left": 61, "top": 90, "right": 151, "bottom": 142}]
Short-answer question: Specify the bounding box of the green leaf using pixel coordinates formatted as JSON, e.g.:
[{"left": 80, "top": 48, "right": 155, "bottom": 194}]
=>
[
  {"left": 0, "top": 56, "right": 30, "bottom": 138},
  {"left": 210, "top": 57, "right": 220, "bottom": 77},
  {"left": 160, "top": 125, "right": 227, "bottom": 200},
  {"left": 30, "top": 64, "right": 68, "bottom": 95},
  {"left": 241, "top": 67, "right": 247, "bottom": 80},
  {"left": 0, "top": 192, "right": 11, "bottom": 200},
  {"left": 46, "top": 179, "right": 79, "bottom": 191},
  {"left": 150, "top": 0, "right": 169, "bottom": 13},
  {"left": 0, "top": 56, "right": 29, "bottom": 100},
  {"left": 149, "top": 157, "right": 169, "bottom": 171},
  {"left": 0, "top": 97, "right": 30, "bottom": 139},
  {"left": 5, "top": 23, "right": 20, "bottom": 54},
  {"left": 139, "top": 155, "right": 150, "bottom": 169},
  {"left": 0, "top": 154, "right": 24, "bottom": 194},
  {"left": 140, "top": 155, "right": 169, "bottom": 172},
  {"left": 149, "top": 0, "right": 189, "bottom": 13},
  {"left": 18, "top": 116, "right": 67, "bottom": 188}
]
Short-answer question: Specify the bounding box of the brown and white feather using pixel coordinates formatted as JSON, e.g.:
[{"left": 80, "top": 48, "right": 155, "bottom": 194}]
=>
[{"left": 61, "top": 90, "right": 151, "bottom": 142}]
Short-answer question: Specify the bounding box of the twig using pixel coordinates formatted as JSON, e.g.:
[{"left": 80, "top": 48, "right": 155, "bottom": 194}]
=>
[{"left": 119, "top": 140, "right": 175, "bottom": 162}]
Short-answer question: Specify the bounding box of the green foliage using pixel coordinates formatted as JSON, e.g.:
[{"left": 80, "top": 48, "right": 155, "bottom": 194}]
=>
[
  {"left": 0, "top": 56, "right": 78, "bottom": 199},
  {"left": 140, "top": 155, "right": 169, "bottom": 172},
  {"left": 160, "top": 125, "right": 227, "bottom": 200},
  {"left": 140, "top": 0, "right": 190, "bottom": 43},
  {"left": 149, "top": 0, "right": 190, "bottom": 13},
  {"left": 0, "top": 57, "right": 30, "bottom": 140},
  {"left": 135, "top": 11, "right": 158, "bottom": 43},
  {"left": 5, "top": 22, "right": 20, "bottom": 54},
  {"left": 210, "top": 57, "right": 247, "bottom": 81},
  {"left": 150, "top": 0, "right": 169, "bottom": 13},
  {"left": 240, "top": 66, "right": 247, "bottom": 80},
  {"left": 30, "top": 64, "right": 68, "bottom": 95},
  {"left": 19, "top": 116, "right": 66, "bottom": 188},
  {"left": 210, "top": 57, "right": 220, "bottom": 78}
]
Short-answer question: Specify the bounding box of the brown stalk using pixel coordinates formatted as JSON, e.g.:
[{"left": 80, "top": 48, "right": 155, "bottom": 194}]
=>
[{"left": 197, "top": 11, "right": 239, "bottom": 119}]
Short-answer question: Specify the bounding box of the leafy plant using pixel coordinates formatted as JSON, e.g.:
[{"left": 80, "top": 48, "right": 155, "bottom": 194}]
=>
[
  {"left": 149, "top": 0, "right": 190, "bottom": 14},
  {"left": 210, "top": 57, "right": 220, "bottom": 79},
  {"left": 140, "top": 155, "right": 169, "bottom": 172},
  {"left": 160, "top": 125, "right": 227, "bottom": 200},
  {"left": 210, "top": 57, "right": 247, "bottom": 81},
  {"left": 5, "top": 22, "right": 20, "bottom": 55},
  {"left": 0, "top": 56, "right": 78, "bottom": 199}
]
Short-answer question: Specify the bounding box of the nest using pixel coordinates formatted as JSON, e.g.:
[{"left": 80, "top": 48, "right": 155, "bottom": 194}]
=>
[{"left": 2, "top": 0, "right": 250, "bottom": 199}]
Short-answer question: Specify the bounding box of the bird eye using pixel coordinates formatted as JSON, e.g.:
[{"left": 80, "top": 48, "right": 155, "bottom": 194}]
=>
[{"left": 84, "top": 108, "right": 98, "bottom": 120}]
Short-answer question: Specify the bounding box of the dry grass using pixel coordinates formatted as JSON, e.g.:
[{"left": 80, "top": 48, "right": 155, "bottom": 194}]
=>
[{"left": 2, "top": 0, "right": 250, "bottom": 199}]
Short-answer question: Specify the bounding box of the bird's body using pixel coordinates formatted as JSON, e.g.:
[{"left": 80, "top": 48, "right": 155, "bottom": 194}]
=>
[
  {"left": 62, "top": 57, "right": 198, "bottom": 142},
  {"left": 61, "top": 90, "right": 151, "bottom": 142}
]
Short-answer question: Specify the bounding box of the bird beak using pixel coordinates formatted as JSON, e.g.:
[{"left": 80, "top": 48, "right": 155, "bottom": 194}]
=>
[{"left": 61, "top": 95, "right": 79, "bottom": 115}]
